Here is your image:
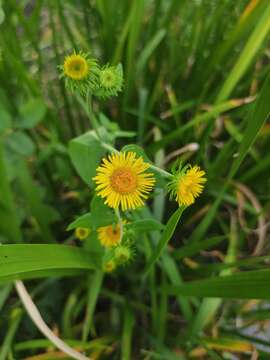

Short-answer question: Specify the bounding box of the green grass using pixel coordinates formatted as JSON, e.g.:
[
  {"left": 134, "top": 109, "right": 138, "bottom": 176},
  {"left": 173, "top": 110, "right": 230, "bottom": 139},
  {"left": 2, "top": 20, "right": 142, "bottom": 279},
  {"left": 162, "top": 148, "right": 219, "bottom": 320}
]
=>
[{"left": 0, "top": 0, "right": 270, "bottom": 359}]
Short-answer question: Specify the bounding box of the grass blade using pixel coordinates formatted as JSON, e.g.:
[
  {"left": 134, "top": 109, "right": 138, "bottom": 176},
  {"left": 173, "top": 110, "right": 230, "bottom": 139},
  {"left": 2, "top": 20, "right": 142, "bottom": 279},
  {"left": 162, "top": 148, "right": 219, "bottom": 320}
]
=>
[
  {"left": 190, "top": 70, "right": 270, "bottom": 243},
  {"left": 82, "top": 271, "right": 104, "bottom": 341},
  {"left": 0, "top": 308, "right": 22, "bottom": 360},
  {"left": 166, "top": 268, "right": 270, "bottom": 299},
  {"left": 144, "top": 207, "right": 185, "bottom": 275},
  {"left": 216, "top": 3, "right": 270, "bottom": 102},
  {"left": 121, "top": 306, "right": 135, "bottom": 360}
]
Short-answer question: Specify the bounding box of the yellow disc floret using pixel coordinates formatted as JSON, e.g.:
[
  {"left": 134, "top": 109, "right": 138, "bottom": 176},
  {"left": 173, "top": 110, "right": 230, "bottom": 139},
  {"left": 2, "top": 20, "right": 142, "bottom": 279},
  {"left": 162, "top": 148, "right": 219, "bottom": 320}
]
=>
[
  {"left": 103, "top": 259, "right": 117, "bottom": 273},
  {"left": 93, "top": 152, "right": 155, "bottom": 211},
  {"left": 75, "top": 227, "right": 90, "bottom": 240},
  {"left": 64, "top": 53, "right": 89, "bottom": 80}
]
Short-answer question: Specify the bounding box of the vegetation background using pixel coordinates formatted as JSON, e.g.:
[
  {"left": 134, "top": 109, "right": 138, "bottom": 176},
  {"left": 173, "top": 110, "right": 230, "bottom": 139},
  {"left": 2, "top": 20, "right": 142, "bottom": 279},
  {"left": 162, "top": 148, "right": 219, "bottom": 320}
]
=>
[{"left": 0, "top": 0, "right": 270, "bottom": 359}]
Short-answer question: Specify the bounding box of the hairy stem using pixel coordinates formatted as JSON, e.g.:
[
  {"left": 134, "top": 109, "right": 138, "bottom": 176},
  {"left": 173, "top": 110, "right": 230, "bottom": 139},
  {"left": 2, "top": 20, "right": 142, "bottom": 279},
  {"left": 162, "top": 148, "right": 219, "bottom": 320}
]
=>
[
  {"left": 86, "top": 91, "right": 101, "bottom": 139},
  {"left": 115, "top": 208, "right": 124, "bottom": 242}
]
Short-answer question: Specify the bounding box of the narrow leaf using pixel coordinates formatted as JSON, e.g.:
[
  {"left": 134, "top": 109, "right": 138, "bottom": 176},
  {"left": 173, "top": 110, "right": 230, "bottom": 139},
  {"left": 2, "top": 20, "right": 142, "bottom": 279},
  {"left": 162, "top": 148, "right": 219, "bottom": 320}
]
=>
[
  {"left": 0, "top": 245, "right": 100, "bottom": 282},
  {"left": 144, "top": 207, "right": 185, "bottom": 275},
  {"left": 166, "top": 268, "right": 270, "bottom": 299}
]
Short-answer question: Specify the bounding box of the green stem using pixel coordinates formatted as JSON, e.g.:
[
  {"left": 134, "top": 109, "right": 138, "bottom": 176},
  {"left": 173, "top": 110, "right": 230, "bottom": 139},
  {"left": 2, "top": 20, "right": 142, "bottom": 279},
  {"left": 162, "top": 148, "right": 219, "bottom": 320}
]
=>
[
  {"left": 149, "top": 164, "right": 173, "bottom": 179},
  {"left": 86, "top": 91, "right": 101, "bottom": 139},
  {"left": 84, "top": 97, "right": 173, "bottom": 180},
  {"left": 115, "top": 208, "right": 123, "bottom": 243}
]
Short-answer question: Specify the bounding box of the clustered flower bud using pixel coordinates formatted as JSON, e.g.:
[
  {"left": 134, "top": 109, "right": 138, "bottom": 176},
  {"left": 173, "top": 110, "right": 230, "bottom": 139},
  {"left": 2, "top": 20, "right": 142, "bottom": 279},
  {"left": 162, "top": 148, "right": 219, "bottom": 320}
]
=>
[{"left": 59, "top": 51, "right": 123, "bottom": 98}]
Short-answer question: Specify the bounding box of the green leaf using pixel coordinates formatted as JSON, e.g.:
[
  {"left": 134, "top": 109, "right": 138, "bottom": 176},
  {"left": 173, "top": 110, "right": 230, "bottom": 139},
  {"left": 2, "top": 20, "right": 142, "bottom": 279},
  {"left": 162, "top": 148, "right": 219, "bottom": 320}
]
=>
[
  {"left": 18, "top": 98, "right": 47, "bottom": 129},
  {"left": 149, "top": 100, "right": 242, "bottom": 153},
  {"left": 121, "top": 306, "right": 135, "bottom": 360},
  {"left": 216, "top": 3, "right": 270, "bottom": 102},
  {"left": 229, "top": 71, "right": 270, "bottom": 178},
  {"left": 144, "top": 207, "right": 185, "bottom": 275},
  {"left": 0, "top": 245, "right": 100, "bottom": 282},
  {"left": 136, "top": 29, "right": 166, "bottom": 73},
  {"left": 166, "top": 268, "right": 270, "bottom": 299},
  {"left": 0, "top": 107, "right": 11, "bottom": 133},
  {"left": 173, "top": 236, "right": 227, "bottom": 260},
  {"left": 162, "top": 253, "right": 193, "bottom": 321},
  {"left": 0, "top": 141, "right": 22, "bottom": 242},
  {"left": 67, "top": 213, "right": 92, "bottom": 231},
  {"left": 90, "top": 196, "right": 117, "bottom": 228},
  {"left": 82, "top": 271, "right": 104, "bottom": 341},
  {"left": 121, "top": 144, "right": 151, "bottom": 162},
  {"left": 126, "top": 219, "right": 164, "bottom": 233},
  {"left": 0, "top": 5, "right": 5, "bottom": 25},
  {"left": 0, "top": 308, "right": 22, "bottom": 360},
  {"left": 16, "top": 159, "right": 59, "bottom": 243},
  {"left": 69, "top": 131, "right": 105, "bottom": 186},
  {"left": 190, "top": 70, "right": 270, "bottom": 243},
  {"left": 6, "top": 131, "right": 35, "bottom": 156},
  {"left": 0, "top": 284, "right": 12, "bottom": 311}
]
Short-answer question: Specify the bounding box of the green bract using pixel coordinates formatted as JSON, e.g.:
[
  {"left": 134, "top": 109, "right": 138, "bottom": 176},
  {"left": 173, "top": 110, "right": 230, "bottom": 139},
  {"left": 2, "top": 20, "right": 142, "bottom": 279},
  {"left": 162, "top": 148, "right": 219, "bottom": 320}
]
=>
[
  {"left": 114, "top": 243, "right": 134, "bottom": 265},
  {"left": 95, "top": 64, "right": 123, "bottom": 99}
]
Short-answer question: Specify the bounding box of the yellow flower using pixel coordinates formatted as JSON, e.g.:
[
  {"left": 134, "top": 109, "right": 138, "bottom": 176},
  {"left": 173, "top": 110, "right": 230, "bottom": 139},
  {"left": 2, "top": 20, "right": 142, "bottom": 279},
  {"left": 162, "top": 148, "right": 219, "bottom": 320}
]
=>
[
  {"left": 168, "top": 165, "right": 207, "bottom": 206},
  {"left": 64, "top": 53, "right": 89, "bottom": 80},
  {"left": 59, "top": 51, "right": 100, "bottom": 95},
  {"left": 103, "top": 259, "right": 117, "bottom": 273},
  {"left": 93, "top": 152, "right": 155, "bottom": 211},
  {"left": 97, "top": 223, "right": 121, "bottom": 248},
  {"left": 75, "top": 227, "right": 90, "bottom": 240}
]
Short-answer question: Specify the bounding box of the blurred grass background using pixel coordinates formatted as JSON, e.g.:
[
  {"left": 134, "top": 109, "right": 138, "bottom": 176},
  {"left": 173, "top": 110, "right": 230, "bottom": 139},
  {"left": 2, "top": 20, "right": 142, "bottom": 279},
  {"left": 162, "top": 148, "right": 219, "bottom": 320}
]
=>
[{"left": 0, "top": 0, "right": 270, "bottom": 358}]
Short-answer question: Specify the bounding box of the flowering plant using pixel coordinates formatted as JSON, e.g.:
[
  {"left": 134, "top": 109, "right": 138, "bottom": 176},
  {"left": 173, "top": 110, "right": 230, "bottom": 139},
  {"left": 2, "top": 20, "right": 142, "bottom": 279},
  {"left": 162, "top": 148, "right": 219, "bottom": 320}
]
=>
[{"left": 61, "top": 51, "right": 206, "bottom": 273}]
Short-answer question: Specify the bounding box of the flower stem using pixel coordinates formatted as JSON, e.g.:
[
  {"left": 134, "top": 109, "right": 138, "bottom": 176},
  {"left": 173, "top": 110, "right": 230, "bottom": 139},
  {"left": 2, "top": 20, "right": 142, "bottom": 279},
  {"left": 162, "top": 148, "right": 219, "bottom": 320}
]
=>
[
  {"left": 115, "top": 208, "right": 123, "bottom": 242},
  {"left": 149, "top": 164, "right": 173, "bottom": 179},
  {"left": 86, "top": 91, "right": 101, "bottom": 139}
]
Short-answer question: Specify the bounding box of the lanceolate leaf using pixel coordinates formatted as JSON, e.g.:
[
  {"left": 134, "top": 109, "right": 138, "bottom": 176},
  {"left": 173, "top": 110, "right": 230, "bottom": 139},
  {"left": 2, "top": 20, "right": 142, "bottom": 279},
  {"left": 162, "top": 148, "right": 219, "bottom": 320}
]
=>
[
  {"left": 0, "top": 245, "right": 100, "bottom": 282},
  {"left": 67, "top": 213, "right": 92, "bottom": 231},
  {"left": 126, "top": 219, "right": 164, "bottom": 233},
  {"left": 144, "top": 207, "right": 185, "bottom": 275},
  {"left": 68, "top": 131, "right": 105, "bottom": 186},
  {"left": 166, "top": 268, "right": 270, "bottom": 299},
  {"left": 190, "top": 70, "right": 270, "bottom": 243}
]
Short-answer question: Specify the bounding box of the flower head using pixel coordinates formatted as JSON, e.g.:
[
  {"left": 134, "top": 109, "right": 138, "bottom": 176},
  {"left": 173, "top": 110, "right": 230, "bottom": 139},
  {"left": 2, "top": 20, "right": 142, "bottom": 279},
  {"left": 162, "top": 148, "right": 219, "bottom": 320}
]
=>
[
  {"left": 75, "top": 227, "right": 90, "bottom": 240},
  {"left": 114, "top": 244, "right": 134, "bottom": 265},
  {"left": 95, "top": 64, "right": 123, "bottom": 99},
  {"left": 59, "top": 51, "right": 100, "bottom": 95},
  {"left": 102, "top": 259, "right": 117, "bottom": 273},
  {"left": 168, "top": 164, "right": 206, "bottom": 206},
  {"left": 93, "top": 152, "right": 155, "bottom": 211},
  {"left": 97, "top": 223, "right": 121, "bottom": 248}
]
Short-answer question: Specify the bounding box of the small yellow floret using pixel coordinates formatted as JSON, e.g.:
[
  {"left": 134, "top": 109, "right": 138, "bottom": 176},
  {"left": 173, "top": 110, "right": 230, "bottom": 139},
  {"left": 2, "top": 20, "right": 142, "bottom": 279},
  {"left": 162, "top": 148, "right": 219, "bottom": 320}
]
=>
[
  {"left": 103, "top": 260, "right": 116, "bottom": 273},
  {"left": 75, "top": 227, "right": 90, "bottom": 240}
]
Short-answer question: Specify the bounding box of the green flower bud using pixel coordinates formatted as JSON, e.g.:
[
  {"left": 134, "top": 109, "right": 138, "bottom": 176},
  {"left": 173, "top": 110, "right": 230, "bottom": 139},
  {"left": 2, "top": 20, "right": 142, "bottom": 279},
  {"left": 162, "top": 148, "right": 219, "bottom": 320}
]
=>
[
  {"left": 95, "top": 64, "right": 123, "bottom": 99},
  {"left": 114, "top": 244, "right": 133, "bottom": 265},
  {"left": 102, "top": 259, "right": 117, "bottom": 273}
]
